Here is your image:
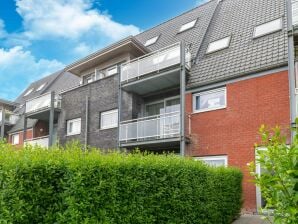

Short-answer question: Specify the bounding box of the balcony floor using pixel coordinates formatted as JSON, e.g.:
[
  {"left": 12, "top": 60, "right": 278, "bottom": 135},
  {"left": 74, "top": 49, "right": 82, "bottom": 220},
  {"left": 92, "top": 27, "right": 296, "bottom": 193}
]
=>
[
  {"left": 26, "top": 108, "right": 60, "bottom": 121},
  {"left": 121, "top": 67, "right": 181, "bottom": 95}
]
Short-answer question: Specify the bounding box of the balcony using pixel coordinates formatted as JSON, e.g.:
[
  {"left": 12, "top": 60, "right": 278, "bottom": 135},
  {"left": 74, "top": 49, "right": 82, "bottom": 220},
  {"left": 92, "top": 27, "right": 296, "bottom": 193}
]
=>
[
  {"left": 25, "top": 136, "right": 49, "bottom": 148},
  {"left": 120, "top": 43, "right": 191, "bottom": 95},
  {"left": 293, "top": 0, "right": 298, "bottom": 27},
  {"left": 0, "top": 111, "right": 19, "bottom": 125},
  {"left": 120, "top": 111, "right": 181, "bottom": 147}
]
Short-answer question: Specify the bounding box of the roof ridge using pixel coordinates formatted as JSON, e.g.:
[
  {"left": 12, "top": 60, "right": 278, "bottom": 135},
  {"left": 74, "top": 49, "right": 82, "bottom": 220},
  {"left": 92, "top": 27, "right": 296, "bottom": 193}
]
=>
[{"left": 135, "top": 0, "right": 216, "bottom": 38}]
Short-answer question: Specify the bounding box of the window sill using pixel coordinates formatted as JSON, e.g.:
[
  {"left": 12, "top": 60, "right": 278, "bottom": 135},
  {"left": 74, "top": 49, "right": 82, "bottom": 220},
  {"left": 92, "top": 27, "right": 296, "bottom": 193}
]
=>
[
  {"left": 100, "top": 126, "right": 118, "bottom": 130},
  {"left": 192, "top": 106, "right": 226, "bottom": 114},
  {"left": 66, "top": 133, "right": 81, "bottom": 137}
]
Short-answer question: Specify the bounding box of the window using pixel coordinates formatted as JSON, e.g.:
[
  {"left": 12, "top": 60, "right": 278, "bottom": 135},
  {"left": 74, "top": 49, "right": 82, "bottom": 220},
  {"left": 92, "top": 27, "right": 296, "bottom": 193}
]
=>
[
  {"left": 36, "top": 83, "right": 46, "bottom": 92},
  {"left": 101, "top": 109, "right": 118, "bottom": 129},
  {"left": 206, "top": 36, "right": 231, "bottom": 54},
  {"left": 106, "top": 66, "right": 118, "bottom": 76},
  {"left": 253, "top": 18, "right": 282, "bottom": 38},
  {"left": 144, "top": 36, "right": 159, "bottom": 46},
  {"left": 67, "top": 118, "right": 81, "bottom": 136},
  {"left": 11, "top": 133, "right": 20, "bottom": 145},
  {"left": 178, "top": 19, "right": 197, "bottom": 33},
  {"left": 24, "top": 88, "right": 34, "bottom": 96},
  {"left": 195, "top": 156, "right": 228, "bottom": 167},
  {"left": 193, "top": 87, "right": 226, "bottom": 113}
]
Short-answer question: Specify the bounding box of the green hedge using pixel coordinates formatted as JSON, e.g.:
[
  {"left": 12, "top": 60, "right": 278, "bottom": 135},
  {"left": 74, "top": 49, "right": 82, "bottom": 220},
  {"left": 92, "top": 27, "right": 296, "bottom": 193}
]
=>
[{"left": 0, "top": 142, "right": 242, "bottom": 224}]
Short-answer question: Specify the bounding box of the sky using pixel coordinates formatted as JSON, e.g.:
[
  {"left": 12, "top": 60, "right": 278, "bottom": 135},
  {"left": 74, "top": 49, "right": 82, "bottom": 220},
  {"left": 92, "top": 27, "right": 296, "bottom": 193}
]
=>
[{"left": 0, "top": 0, "right": 207, "bottom": 101}]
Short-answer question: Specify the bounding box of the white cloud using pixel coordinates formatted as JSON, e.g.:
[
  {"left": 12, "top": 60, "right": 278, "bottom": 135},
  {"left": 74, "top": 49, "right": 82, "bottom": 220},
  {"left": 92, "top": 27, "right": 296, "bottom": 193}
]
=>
[
  {"left": 16, "top": 0, "right": 140, "bottom": 41},
  {"left": 0, "top": 46, "right": 64, "bottom": 100}
]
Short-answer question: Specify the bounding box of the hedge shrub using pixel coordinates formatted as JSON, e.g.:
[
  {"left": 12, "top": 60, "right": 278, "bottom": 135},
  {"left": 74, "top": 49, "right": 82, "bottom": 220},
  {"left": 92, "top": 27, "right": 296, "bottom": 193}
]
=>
[{"left": 0, "top": 141, "right": 242, "bottom": 224}]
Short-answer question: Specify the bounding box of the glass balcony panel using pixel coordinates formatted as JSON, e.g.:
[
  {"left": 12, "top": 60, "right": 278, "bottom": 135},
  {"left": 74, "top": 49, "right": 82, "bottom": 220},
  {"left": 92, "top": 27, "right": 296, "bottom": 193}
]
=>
[
  {"left": 293, "top": 1, "right": 298, "bottom": 26},
  {"left": 25, "top": 136, "right": 49, "bottom": 148},
  {"left": 120, "top": 111, "right": 180, "bottom": 142},
  {"left": 121, "top": 43, "right": 185, "bottom": 82},
  {"left": 25, "top": 93, "right": 61, "bottom": 114}
]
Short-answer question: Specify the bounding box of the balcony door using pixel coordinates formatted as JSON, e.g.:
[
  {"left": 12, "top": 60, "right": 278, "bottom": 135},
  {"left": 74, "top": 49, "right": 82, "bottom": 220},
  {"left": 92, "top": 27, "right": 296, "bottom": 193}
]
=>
[{"left": 145, "top": 97, "right": 180, "bottom": 139}]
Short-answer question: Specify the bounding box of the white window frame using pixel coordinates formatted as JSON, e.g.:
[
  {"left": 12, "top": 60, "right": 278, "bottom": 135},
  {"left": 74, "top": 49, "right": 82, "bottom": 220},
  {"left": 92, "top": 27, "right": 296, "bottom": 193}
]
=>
[
  {"left": 253, "top": 18, "right": 282, "bottom": 38},
  {"left": 144, "top": 35, "right": 160, "bottom": 46},
  {"left": 206, "top": 36, "right": 231, "bottom": 54},
  {"left": 24, "top": 88, "right": 34, "bottom": 96},
  {"left": 192, "top": 87, "right": 227, "bottom": 113},
  {"left": 178, "top": 19, "right": 197, "bottom": 33},
  {"left": 11, "top": 133, "right": 20, "bottom": 145},
  {"left": 100, "top": 109, "right": 118, "bottom": 130},
  {"left": 106, "top": 66, "right": 118, "bottom": 76},
  {"left": 66, "top": 118, "right": 81, "bottom": 136},
  {"left": 195, "top": 155, "right": 228, "bottom": 167}
]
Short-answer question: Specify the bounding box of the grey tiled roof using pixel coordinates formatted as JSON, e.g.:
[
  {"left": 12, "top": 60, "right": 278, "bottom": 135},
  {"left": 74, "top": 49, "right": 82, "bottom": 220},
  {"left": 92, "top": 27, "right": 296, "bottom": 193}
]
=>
[{"left": 135, "top": 0, "right": 288, "bottom": 89}]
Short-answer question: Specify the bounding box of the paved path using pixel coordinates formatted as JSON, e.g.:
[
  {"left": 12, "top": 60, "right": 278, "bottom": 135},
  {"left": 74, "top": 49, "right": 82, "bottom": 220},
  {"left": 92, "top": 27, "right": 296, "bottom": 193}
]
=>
[{"left": 232, "top": 215, "right": 272, "bottom": 224}]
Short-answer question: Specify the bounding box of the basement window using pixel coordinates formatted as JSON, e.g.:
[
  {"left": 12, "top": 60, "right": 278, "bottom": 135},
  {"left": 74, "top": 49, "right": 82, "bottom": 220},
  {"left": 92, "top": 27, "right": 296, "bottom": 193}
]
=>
[
  {"left": 193, "top": 87, "right": 226, "bottom": 113},
  {"left": 144, "top": 36, "right": 159, "bottom": 47},
  {"left": 253, "top": 18, "right": 282, "bottom": 38},
  {"left": 11, "top": 133, "right": 20, "bottom": 145},
  {"left": 178, "top": 19, "right": 197, "bottom": 33},
  {"left": 206, "top": 36, "right": 231, "bottom": 54},
  {"left": 100, "top": 109, "right": 118, "bottom": 130},
  {"left": 67, "top": 118, "right": 81, "bottom": 136},
  {"left": 194, "top": 155, "right": 228, "bottom": 167}
]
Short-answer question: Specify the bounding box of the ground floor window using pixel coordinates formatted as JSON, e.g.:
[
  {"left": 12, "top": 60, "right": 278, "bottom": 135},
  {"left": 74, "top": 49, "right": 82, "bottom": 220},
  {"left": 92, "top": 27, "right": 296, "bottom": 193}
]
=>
[
  {"left": 67, "top": 118, "right": 81, "bottom": 136},
  {"left": 11, "top": 133, "right": 20, "bottom": 145},
  {"left": 100, "top": 109, "right": 118, "bottom": 129},
  {"left": 194, "top": 155, "right": 228, "bottom": 167}
]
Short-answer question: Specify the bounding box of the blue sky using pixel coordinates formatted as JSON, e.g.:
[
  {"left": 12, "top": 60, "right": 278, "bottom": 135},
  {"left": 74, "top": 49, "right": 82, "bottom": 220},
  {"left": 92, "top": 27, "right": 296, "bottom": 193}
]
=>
[{"left": 0, "top": 0, "right": 207, "bottom": 100}]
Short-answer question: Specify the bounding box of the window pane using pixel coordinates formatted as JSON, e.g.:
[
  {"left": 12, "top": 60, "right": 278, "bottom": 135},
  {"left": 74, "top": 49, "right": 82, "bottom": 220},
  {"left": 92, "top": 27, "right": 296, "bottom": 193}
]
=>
[
  {"left": 107, "top": 66, "right": 118, "bottom": 76},
  {"left": 195, "top": 89, "right": 226, "bottom": 111},
  {"left": 67, "top": 118, "right": 81, "bottom": 135},
  {"left": 204, "top": 159, "right": 226, "bottom": 167},
  {"left": 145, "top": 36, "right": 159, "bottom": 46},
  {"left": 254, "top": 18, "right": 282, "bottom": 38},
  {"left": 206, "top": 36, "right": 231, "bottom": 54},
  {"left": 179, "top": 19, "right": 197, "bottom": 33},
  {"left": 101, "top": 110, "right": 118, "bottom": 129},
  {"left": 145, "top": 102, "right": 164, "bottom": 116}
]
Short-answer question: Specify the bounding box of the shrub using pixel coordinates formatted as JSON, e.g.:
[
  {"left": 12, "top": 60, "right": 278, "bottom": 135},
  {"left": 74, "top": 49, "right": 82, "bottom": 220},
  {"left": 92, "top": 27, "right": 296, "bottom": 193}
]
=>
[
  {"left": 0, "top": 141, "right": 242, "bottom": 224},
  {"left": 249, "top": 124, "right": 298, "bottom": 224}
]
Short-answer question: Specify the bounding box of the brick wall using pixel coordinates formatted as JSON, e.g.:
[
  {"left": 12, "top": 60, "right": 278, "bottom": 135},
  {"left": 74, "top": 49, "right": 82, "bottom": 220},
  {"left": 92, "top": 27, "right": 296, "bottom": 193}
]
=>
[
  {"left": 185, "top": 70, "right": 290, "bottom": 212},
  {"left": 8, "top": 129, "right": 33, "bottom": 146}
]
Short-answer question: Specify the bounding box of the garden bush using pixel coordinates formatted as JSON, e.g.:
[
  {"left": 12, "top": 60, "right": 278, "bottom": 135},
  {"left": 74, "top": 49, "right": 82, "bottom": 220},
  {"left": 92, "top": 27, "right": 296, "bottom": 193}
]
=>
[{"left": 0, "top": 141, "right": 242, "bottom": 224}]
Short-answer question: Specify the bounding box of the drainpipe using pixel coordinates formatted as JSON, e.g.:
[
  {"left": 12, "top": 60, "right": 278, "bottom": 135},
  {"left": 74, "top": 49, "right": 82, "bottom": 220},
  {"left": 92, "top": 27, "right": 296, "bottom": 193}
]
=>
[
  {"left": 1, "top": 107, "right": 5, "bottom": 139},
  {"left": 118, "top": 69, "right": 122, "bottom": 149},
  {"left": 287, "top": 0, "right": 296, "bottom": 141},
  {"left": 180, "top": 41, "right": 186, "bottom": 156},
  {"left": 49, "top": 91, "right": 55, "bottom": 147},
  {"left": 84, "top": 95, "right": 89, "bottom": 150}
]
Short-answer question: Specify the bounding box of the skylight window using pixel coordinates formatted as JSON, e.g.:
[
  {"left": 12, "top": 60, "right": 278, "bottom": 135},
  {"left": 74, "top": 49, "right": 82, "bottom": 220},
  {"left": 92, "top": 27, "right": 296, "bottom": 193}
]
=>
[
  {"left": 24, "top": 88, "right": 34, "bottom": 96},
  {"left": 178, "top": 19, "right": 197, "bottom": 33},
  {"left": 144, "top": 36, "right": 159, "bottom": 46},
  {"left": 206, "top": 36, "right": 231, "bottom": 54},
  {"left": 36, "top": 83, "right": 46, "bottom": 92},
  {"left": 253, "top": 18, "right": 282, "bottom": 38}
]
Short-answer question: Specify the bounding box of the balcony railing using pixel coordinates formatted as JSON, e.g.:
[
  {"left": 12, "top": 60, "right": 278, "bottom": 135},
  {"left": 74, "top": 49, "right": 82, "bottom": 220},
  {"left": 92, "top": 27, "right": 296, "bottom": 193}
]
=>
[
  {"left": 120, "top": 111, "right": 180, "bottom": 143},
  {"left": 0, "top": 111, "right": 19, "bottom": 125},
  {"left": 293, "top": 0, "right": 298, "bottom": 26},
  {"left": 25, "top": 92, "right": 61, "bottom": 114},
  {"left": 25, "top": 136, "right": 49, "bottom": 148},
  {"left": 120, "top": 43, "right": 191, "bottom": 82}
]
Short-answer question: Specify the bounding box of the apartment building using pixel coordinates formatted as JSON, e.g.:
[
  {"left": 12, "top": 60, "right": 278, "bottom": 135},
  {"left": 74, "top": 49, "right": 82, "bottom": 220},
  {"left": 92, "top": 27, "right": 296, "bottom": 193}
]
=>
[
  {"left": 7, "top": 70, "right": 80, "bottom": 147},
  {"left": 3, "top": 0, "right": 297, "bottom": 213},
  {"left": 0, "top": 99, "right": 19, "bottom": 140}
]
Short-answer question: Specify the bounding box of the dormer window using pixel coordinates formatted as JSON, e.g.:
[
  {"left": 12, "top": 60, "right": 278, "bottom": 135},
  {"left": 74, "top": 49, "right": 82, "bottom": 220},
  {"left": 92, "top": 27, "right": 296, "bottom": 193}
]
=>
[
  {"left": 206, "top": 36, "right": 231, "bottom": 54},
  {"left": 24, "top": 88, "right": 34, "bottom": 96},
  {"left": 36, "top": 83, "right": 46, "bottom": 92},
  {"left": 253, "top": 18, "right": 282, "bottom": 38},
  {"left": 144, "top": 36, "right": 159, "bottom": 47},
  {"left": 178, "top": 19, "right": 197, "bottom": 33}
]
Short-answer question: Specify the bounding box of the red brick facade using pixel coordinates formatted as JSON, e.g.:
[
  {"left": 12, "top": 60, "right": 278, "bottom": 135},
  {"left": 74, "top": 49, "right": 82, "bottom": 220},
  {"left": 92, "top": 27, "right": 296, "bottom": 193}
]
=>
[
  {"left": 185, "top": 70, "right": 290, "bottom": 212},
  {"left": 8, "top": 129, "right": 33, "bottom": 147}
]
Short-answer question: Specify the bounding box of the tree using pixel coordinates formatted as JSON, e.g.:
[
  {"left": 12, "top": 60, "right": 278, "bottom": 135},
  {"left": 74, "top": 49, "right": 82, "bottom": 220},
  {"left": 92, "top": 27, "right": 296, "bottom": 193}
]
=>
[{"left": 249, "top": 124, "right": 298, "bottom": 223}]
